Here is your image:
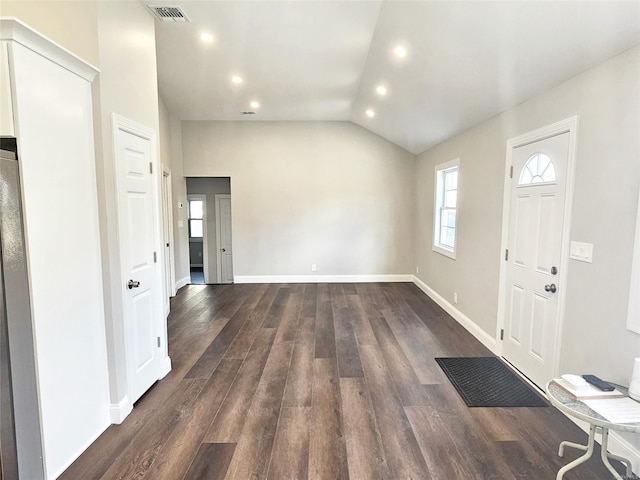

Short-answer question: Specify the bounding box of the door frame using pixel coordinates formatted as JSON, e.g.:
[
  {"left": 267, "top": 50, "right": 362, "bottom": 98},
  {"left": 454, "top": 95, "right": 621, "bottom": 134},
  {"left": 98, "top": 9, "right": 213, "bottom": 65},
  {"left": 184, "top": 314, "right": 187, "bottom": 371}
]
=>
[
  {"left": 187, "top": 194, "right": 208, "bottom": 283},
  {"left": 215, "top": 194, "right": 232, "bottom": 284},
  {"left": 161, "top": 168, "right": 176, "bottom": 310},
  {"left": 496, "top": 116, "right": 579, "bottom": 382}
]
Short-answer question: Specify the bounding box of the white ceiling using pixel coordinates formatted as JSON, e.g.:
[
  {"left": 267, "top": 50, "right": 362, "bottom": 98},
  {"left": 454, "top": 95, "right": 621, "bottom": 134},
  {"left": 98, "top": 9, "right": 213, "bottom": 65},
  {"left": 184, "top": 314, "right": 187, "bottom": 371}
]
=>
[{"left": 147, "top": 1, "right": 640, "bottom": 154}]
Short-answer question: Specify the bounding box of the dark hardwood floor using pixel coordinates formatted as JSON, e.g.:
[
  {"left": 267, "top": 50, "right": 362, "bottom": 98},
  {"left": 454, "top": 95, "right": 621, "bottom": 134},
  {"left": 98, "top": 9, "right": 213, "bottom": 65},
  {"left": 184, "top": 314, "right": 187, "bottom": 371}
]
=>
[{"left": 60, "top": 282, "right": 629, "bottom": 479}]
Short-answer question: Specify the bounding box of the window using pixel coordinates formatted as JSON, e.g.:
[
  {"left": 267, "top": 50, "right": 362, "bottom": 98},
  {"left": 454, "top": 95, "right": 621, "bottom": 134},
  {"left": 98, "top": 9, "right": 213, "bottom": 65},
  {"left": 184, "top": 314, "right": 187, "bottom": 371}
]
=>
[
  {"left": 433, "top": 159, "right": 459, "bottom": 259},
  {"left": 519, "top": 152, "right": 556, "bottom": 186},
  {"left": 188, "top": 199, "right": 204, "bottom": 239}
]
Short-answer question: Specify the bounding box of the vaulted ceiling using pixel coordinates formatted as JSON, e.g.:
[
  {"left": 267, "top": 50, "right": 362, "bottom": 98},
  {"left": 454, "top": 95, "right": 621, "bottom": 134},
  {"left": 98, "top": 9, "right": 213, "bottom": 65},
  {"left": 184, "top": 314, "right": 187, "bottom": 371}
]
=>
[{"left": 146, "top": 1, "right": 640, "bottom": 154}]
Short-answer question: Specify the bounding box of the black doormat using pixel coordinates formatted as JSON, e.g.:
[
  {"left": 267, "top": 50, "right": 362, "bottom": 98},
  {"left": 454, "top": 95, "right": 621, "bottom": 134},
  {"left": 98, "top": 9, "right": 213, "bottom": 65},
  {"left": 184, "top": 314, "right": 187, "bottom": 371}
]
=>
[{"left": 435, "top": 357, "right": 548, "bottom": 407}]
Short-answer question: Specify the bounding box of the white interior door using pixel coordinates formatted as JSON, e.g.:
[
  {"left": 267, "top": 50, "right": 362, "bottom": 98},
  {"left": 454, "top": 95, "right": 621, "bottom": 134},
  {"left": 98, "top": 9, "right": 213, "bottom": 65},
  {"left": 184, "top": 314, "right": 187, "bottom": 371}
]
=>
[
  {"left": 502, "top": 132, "right": 570, "bottom": 388},
  {"left": 114, "top": 117, "right": 164, "bottom": 404},
  {"left": 216, "top": 195, "right": 233, "bottom": 283}
]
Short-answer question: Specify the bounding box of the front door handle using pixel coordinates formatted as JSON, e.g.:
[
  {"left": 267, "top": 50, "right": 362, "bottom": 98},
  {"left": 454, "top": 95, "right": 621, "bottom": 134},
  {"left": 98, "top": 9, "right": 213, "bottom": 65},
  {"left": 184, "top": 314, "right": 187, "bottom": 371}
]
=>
[
  {"left": 544, "top": 284, "right": 557, "bottom": 294},
  {"left": 128, "top": 279, "right": 141, "bottom": 289}
]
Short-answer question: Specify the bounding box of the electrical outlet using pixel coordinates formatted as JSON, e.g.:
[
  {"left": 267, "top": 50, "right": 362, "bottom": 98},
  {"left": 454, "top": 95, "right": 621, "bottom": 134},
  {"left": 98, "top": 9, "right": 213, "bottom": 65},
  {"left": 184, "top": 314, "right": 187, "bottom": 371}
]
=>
[
  {"left": 453, "top": 292, "right": 458, "bottom": 304},
  {"left": 416, "top": 266, "right": 419, "bottom": 274},
  {"left": 311, "top": 264, "right": 317, "bottom": 272}
]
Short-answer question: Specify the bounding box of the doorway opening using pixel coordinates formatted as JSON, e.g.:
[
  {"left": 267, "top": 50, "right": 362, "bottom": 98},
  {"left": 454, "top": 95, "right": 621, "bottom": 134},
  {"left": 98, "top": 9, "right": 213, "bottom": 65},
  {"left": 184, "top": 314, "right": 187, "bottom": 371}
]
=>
[{"left": 186, "top": 177, "right": 233, "bottom": 284}]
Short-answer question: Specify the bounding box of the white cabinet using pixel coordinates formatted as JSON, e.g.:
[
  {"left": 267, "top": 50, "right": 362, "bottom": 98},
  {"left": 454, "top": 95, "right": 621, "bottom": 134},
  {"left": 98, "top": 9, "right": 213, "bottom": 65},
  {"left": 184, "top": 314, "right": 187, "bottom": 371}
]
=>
[{"left": 0, "top": 19, "right": 110, "bottom": 479}]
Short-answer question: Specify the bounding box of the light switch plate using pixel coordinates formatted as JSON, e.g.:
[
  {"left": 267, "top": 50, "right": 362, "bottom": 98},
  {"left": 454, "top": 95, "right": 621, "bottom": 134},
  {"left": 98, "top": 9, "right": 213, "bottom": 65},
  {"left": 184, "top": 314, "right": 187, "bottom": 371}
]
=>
[
  {"left": 177, "top": 220, "right": 184, "bottom": 228},
  {"left": 570, "top": 241, "right": 593, "bottom": 263}
]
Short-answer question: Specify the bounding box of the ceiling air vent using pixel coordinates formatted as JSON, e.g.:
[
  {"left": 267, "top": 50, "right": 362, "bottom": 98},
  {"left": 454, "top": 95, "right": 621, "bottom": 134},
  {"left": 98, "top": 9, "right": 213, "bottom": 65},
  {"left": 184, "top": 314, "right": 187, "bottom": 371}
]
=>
[
  {"left": 148, "top": 5, "right": 190, "bottom": 22},
  {"left": 241, "top": 111, "right": 257, "bottom": 116}
]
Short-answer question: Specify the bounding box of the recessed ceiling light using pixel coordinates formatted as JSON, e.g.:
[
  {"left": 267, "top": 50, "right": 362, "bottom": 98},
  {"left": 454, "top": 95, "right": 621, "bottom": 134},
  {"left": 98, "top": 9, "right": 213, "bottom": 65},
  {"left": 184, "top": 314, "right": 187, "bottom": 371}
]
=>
[
  {"left": 200, "top": 33, "right": 214, "bottom": 43},
  {"left": 250, "top": 101, "right": 260, "bottom": 109},
  {"left": 366, "top": 109, "right": 375, "bottom": 118},
  {"left": 231, "top": 75, "right": 243, "bottom": 84},
  {"left": 394, "top": 46, "right": 407, "bottom": 57},
  {"left": 376, "top": 85, "right": 387, "bottom": 95}
]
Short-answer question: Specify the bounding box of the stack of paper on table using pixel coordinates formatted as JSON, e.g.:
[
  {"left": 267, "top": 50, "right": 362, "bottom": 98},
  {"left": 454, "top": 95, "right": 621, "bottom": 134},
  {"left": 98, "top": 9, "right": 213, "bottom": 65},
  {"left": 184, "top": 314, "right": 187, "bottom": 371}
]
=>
[
  {"left": 552, "top": 378, "right": 625, "bottom": 400},
  {"left": 582, "top": 397, "right": 640, "bottom": 424}
]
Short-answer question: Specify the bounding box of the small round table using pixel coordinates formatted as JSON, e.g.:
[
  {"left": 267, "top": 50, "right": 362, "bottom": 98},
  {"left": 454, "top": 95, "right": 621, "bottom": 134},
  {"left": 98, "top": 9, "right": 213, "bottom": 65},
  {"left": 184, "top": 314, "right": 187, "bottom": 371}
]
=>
[{"left": 546, "top": 380, "right": 640, "bottom": 480}]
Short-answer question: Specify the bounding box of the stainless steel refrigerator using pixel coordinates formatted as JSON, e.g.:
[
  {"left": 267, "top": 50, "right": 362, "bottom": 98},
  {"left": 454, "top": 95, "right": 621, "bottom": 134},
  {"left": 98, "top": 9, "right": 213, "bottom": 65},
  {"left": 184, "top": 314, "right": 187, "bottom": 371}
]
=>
[{"left": 0, "top": 142, "right": 45, "bottom": 480}]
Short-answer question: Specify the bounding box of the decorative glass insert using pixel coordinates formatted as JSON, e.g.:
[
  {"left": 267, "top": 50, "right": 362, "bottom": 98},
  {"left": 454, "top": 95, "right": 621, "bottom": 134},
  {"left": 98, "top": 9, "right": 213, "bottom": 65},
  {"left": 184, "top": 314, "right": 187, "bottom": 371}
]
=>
[{"left": 519, "top": 153, "right": 556, "bottom": 185}]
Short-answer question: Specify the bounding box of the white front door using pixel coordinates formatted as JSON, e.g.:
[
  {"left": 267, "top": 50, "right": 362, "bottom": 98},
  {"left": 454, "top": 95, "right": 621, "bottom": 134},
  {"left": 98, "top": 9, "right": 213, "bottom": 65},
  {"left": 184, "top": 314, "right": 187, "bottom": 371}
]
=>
[
  {"left": 114, "top": 116, "right": 165, "bottom": 404},
  {"left": 502, "top": 131, "right": 570, "bottom": 388},
  {"left": 216, "top": 195, "right": 233, "bottom": 283}
]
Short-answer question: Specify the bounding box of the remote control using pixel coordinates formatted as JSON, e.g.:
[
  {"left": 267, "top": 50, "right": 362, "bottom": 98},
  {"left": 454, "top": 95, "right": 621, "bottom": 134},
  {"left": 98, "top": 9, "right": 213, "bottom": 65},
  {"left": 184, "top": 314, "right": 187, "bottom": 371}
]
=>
[{"left": 582, "top": 375, "right": 615, "bottom": 392}]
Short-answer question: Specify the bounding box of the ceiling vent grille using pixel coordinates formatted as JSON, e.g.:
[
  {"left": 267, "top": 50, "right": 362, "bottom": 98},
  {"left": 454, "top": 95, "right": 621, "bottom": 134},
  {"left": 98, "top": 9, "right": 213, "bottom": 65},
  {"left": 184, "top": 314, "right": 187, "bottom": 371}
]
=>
[
  {"left": 148, "top": 5, "right": 190, "bottom": 22},
  {"left": 241, "top": 111, "right": 257, "bottom": 116}
]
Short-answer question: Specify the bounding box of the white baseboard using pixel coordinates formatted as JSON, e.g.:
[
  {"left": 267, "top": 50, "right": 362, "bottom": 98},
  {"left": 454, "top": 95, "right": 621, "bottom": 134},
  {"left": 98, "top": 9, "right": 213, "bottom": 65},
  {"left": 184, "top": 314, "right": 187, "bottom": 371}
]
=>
[
  {"left": 158, "top": 355, "right": 172, "bottom": 380},
  {"left": 411, "top": 275, "right": 498, "bottom": 353},
  {"left": 49, "top": 417, "right": 110, "bottom": 480},
  {"left": 109, "top": 395, "right": 132, "bottom": 425},
  {"left": 175, "top": 275, "right": 190, "bottom": 291},
  {"left": 234, "top": 274, "right": 414, "bottom": 284}
]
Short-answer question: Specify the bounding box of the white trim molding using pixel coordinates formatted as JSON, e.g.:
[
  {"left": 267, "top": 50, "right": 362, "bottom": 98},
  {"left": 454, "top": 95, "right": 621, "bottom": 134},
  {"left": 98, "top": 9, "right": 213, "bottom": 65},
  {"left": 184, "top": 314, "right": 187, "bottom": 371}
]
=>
[
  {"left": 109, "top": 396, "right": 132, "bottom": 425},
  {"left": 234, "top": 274, "right": 413, "bottom": 284},
  {"left": 412, "top": 276, "right": 498, "bottom": 353},
  {"left": 175, "top": 275, "right": 190, "bottom": 291},
  {"left": 0, "top": 17, "right": 99, "bottom": 81},
  {"left": 627, "top": 185, "right": 640, "bottom": 334},
  {"left": 158, "top": 355, "right": 172, "bottom": 380}
]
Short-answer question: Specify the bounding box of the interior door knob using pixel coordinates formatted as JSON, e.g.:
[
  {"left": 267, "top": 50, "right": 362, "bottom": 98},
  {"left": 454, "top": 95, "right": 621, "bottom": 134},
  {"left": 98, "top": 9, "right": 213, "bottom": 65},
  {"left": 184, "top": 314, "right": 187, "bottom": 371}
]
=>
[
  {"left": 544, "top": 284, "right": 557, "bottom": 293},
  {"left": 221, "top": 248, "right": 226, "bottom": 252},
  {"left": 128, "top": 279, "right": 140, "bottom": 289}
]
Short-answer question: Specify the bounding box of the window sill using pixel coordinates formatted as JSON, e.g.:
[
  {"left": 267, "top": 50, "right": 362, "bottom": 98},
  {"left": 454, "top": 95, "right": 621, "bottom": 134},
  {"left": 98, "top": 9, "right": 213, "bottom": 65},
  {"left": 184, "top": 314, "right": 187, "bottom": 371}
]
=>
[{"left": 433, "top": 244, "right": 456, "bottom": 260}]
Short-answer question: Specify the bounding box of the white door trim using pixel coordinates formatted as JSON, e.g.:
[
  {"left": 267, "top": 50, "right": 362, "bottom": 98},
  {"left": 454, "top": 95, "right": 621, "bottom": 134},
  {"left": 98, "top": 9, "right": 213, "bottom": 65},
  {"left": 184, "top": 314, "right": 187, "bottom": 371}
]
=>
[
  {"left": 162, "top": 168, "right": 176, "bottom": 302},
  {"left": 496, "top": 116, "right": 579, "bottom": 382},
  {"left": 215, "top": 194, "right": 231, "bottom": 284}
]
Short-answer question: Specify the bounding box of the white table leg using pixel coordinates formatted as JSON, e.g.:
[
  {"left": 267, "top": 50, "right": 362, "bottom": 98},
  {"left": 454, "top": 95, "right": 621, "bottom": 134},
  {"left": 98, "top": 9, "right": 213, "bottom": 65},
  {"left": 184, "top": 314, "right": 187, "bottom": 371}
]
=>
[
  {"left": 600, "top": 427, "right": 630, "bottom": 480},
  {"left": 556, "top": 424, "right": 597, "bottom": 480}
]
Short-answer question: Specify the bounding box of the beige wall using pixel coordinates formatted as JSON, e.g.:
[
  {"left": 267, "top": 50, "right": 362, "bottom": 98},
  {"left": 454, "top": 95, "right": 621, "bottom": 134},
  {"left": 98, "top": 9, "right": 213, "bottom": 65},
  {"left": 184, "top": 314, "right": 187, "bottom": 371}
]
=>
[
  {"left": 164, "top": 103, "right": 190, "bottom": 285},
  {"left": 182, "top": 121, "right": 415, "bottom": 278},
  {"left": 0, "top": 1, "right": 99, "bottom": 66},
  {"left": 2, "top": 0, "right": 164, "bottom": 410},
  {"left": 415, "top": 47, "right": 640, "bottom": 396},
  {"left": 93, "top": 0, "right": 161, "bottom": 407}
]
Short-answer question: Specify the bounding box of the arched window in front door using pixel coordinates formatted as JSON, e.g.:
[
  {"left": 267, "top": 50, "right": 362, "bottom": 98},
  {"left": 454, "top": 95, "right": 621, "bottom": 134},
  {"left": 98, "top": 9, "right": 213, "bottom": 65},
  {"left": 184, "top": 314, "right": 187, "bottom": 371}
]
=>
[{"left": 518, "top": 152, "right": 556, "bottom": 186}]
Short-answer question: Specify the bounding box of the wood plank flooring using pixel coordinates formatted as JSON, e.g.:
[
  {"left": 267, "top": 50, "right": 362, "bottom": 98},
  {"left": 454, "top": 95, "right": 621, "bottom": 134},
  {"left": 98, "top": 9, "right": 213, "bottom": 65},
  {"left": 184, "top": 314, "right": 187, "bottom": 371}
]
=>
[{"left": 60, "top": 283, "right": 630, "bottom": 480}]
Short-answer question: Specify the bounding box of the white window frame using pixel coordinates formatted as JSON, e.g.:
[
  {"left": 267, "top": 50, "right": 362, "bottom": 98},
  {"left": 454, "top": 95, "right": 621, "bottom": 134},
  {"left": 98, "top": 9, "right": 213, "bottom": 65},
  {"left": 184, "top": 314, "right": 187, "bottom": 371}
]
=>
[
  {"left": 433, "top": 158, "right": 459, "bottom": 259},
  {"left": 187, "top": 196, "right": 205, "bottom": 241}
]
